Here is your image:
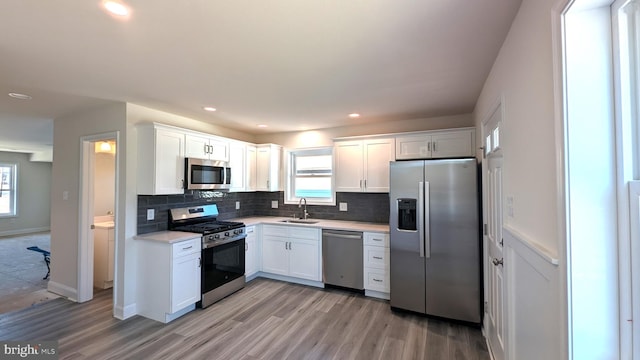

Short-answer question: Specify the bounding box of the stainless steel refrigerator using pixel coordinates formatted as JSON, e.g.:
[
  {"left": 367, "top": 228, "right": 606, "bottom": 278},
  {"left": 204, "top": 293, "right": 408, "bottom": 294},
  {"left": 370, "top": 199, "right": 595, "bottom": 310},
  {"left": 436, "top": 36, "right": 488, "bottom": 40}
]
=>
[{"left": 389, "top": 158, "right": 481, "bottom": 323}]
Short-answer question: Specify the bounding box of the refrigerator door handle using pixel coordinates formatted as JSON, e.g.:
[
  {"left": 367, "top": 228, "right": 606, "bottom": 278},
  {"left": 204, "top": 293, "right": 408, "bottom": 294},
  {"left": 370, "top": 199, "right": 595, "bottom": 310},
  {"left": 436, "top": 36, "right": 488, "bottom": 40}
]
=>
[
  {"left": 424, "top": 181, "right": 431, "bottom": 258},
  {"left": 419, "top": 182, "right": 425, "bottom": 258}
]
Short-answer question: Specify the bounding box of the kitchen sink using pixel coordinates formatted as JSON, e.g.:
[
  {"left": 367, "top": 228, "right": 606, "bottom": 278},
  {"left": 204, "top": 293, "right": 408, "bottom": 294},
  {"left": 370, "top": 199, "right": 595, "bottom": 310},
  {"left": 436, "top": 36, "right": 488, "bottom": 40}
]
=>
[{"left": 278, "top": 219, "right": 319, "bottom": 224}]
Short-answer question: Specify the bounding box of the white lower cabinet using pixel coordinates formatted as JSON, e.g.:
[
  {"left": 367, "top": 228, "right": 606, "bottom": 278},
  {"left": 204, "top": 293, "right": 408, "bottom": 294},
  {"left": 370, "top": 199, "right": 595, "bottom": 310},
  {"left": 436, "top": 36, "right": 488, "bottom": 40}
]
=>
[
  {"left": 93, "top": 226, "right": 114, "bottom": 289},
  {"left": 245, "top": 225, "right": 260, "bottom": 279},
  {"left": 137, "top": 237, "right": 201, "bottom": 323},
  {"left": 363, "top": 232, "right": 390, "bottom": 299},
  {"left": 261, "top": 225, "right": 321, "bottom": 282}
]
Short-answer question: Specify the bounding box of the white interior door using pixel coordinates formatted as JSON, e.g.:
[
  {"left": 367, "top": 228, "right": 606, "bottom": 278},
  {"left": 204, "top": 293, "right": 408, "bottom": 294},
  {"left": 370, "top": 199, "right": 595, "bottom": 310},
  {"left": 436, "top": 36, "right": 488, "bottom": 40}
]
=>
[
  {"left": 486, "top": 155, "right": 504, "bottom": 360},
  {"left": 483, "top": 103, "right": 505, "bottom": 360}
]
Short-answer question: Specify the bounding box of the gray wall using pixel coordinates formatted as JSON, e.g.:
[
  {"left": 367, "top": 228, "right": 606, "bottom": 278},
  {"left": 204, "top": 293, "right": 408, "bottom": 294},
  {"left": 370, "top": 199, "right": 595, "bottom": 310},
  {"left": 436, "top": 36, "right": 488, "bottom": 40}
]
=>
[
  {"left": 137, "top": 191, "right": 389, "bottom": 234},
  {"left": 0, "top": 152, "right": 51, "bottom": 236}
]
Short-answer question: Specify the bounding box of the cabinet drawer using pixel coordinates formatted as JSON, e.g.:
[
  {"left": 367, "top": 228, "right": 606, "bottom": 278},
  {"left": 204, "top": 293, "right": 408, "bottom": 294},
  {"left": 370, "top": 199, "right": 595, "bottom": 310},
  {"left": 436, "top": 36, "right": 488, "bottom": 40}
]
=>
[
  {"left": 364, "top": 247, "right": 389, "bottom": 270},
  {"left": 289, "top": 226, "right": 319, "bottom": 240},
  {"left": 365, "top": 269, "right": 389, "bottom": 292},
  {"left": 364, "top": 232, "right": 389, "bottom": 247},
  {"left": 262, "top": 225, "right": 286, "bottom": 236},
  {"left": 172, "top": 238, "right": 200, "bottom": 258}
]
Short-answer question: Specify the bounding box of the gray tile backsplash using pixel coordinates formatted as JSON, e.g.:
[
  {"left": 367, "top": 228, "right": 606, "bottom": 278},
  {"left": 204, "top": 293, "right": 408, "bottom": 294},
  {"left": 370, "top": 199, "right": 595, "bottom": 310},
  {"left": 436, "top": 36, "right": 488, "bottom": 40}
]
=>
[{"left": 137, "top": 191, "right": 389, "bottom": 234}]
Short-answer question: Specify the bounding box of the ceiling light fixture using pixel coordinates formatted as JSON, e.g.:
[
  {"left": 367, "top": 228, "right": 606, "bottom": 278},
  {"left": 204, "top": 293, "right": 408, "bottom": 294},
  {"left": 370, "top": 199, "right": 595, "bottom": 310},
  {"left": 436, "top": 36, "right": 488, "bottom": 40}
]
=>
[
  {"left": 102, "top": 0, "right": 130, "bottom": 17},
  {"left": 100, "top": 141, "right": 112, "bottom": 152},
  {"left": 348, "top": 113, "right": 361, "bottom": 118},
  {"left": 257, "top": 124, "right": 268, "bottom": 128},
  {"left": 8, "top": 92, "right": 32, "bottom": 100},
  {"left": 203, "top": 107, "right": 217, "bottom": 112}
]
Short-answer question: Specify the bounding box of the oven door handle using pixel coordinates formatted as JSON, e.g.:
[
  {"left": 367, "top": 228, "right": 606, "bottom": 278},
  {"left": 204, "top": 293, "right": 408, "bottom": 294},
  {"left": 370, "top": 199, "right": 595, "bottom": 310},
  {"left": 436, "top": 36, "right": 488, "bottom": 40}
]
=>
[{"left": 203, "top": 235, "right": 247, "bottom": 249}]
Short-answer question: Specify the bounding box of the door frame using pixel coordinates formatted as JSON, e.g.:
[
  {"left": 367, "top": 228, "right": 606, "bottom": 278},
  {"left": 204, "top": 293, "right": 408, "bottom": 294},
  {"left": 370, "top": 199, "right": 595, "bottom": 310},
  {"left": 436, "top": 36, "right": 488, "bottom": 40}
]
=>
[{"left": 78, "top": 131, "right": 120, "bottom": 304}]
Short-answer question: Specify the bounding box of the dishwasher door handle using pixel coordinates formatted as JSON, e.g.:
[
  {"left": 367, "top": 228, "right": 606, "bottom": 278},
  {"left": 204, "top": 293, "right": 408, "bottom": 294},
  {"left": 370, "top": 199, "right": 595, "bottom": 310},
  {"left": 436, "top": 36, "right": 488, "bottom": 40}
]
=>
[{"left": 322, "top": 231, "right": 362, "bottom": 239}]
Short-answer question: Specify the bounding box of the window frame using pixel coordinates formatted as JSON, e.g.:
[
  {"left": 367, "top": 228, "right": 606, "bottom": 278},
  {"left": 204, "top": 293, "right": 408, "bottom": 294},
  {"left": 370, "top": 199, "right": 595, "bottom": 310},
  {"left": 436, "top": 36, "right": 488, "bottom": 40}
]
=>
[
  {"left": 0, "top": 163, "right": 18, "bottom": 217},
  {"left": 284, "top": 147, "right": 335, "bottom": 206}
]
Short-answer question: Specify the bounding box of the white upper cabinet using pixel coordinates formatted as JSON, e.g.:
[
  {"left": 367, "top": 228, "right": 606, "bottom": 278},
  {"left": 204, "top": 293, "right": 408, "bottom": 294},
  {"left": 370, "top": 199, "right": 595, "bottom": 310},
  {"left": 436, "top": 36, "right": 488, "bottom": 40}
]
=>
[
  {"left": 334, "top": 137, "right": 395, "bottom": 193},
  {"left": 228, "top": 141, "right": 247, "bottom": 192},
  {"left": 246, "top": 145, "right": 257, "bottom": 191},
  {"left": 395, "top": 128, "right": 475, "bottom": 160},
  {"left": 185, "top": 133, "right": 229, "bottom": 162},
  {"left": 256, "top": 144, "right": 282, "bottom": 192},
  {"left": 137, "top": 123, "right": 185, "bottom": 195}
]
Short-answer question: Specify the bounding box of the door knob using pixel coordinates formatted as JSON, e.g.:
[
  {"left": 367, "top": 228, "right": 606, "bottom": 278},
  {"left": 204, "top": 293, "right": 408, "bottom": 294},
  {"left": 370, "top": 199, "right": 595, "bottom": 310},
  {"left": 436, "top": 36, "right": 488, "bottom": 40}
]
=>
[{"left": 492, "top": 258, "right": 503, "bottom": 266}]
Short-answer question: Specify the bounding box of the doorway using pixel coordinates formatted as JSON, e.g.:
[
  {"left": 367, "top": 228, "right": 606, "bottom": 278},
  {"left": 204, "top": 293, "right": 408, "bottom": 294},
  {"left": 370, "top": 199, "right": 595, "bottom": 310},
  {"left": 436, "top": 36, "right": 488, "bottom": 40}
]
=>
[{"left": 78, "top": 132, "right": 119, "bottom": 308}]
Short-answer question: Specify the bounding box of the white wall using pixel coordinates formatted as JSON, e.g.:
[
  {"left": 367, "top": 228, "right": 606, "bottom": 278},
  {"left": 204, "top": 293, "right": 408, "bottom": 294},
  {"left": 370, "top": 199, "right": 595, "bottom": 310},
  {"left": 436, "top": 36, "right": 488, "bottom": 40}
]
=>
[
  {"left": 94, "top": 152, "right": 115, "bottom": 216},
  {"left": 256, "top": 113, "right": 473, "bottom": 148},
  {"left": 0, "top": 151, "right": 51, "bottom": 236},
  {"left": 473, "top": 0, "right": 565, "bottom": 358},
  {"left": 49, "top": 102, "right": 127, "bottom": 301}
]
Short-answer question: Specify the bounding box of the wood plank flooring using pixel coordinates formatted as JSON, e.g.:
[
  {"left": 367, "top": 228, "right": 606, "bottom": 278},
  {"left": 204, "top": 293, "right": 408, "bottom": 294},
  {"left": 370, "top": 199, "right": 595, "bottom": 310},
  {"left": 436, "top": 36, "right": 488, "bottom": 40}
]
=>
[{"left": 0, "top": 278, "right": 490, "bottom": 360}]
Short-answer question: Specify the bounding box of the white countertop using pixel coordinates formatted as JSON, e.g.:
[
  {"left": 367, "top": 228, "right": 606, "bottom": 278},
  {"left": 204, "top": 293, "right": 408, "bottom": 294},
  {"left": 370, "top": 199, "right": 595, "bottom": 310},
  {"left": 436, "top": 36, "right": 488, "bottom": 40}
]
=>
[
  {"left": 94, "top": 221, "right": 115, "bottom": 229},
  {"left": 229, "top": 216, "right": 389, "bottom": 233},
  {"left": 134, "top": 231, "right": 201, "bottom": 244}
]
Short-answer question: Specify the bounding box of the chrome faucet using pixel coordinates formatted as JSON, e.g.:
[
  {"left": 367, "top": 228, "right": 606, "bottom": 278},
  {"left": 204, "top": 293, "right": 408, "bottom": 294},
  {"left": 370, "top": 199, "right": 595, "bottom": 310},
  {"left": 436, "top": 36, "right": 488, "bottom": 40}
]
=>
[{"left": 298, "top": 198, "right": 309, "bottom": 219}]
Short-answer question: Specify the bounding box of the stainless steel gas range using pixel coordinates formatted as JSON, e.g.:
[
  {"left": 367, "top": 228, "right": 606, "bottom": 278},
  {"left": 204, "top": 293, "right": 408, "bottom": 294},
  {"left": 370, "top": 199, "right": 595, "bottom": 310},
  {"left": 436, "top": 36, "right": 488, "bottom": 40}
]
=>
[{"left": 169, "top": 204, "right": 246, "bottom": 308}]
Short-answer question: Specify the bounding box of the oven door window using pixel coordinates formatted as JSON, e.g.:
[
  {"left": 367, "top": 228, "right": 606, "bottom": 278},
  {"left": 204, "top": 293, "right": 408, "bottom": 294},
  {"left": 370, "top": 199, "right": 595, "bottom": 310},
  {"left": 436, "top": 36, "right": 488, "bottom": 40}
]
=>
[
  {"left": 201, "top": 239, "right": 245, "bottom": 292},
  {"left": 191, "top": 164, "right": 224, "bottom": 185}
]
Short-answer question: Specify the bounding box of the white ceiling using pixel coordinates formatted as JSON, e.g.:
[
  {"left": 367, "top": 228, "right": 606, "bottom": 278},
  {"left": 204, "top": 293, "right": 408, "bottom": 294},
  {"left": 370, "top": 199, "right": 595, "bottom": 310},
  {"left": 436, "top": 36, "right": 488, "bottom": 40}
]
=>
[{"left": 0, "top": 0, "right": 521, "bottom": 155}]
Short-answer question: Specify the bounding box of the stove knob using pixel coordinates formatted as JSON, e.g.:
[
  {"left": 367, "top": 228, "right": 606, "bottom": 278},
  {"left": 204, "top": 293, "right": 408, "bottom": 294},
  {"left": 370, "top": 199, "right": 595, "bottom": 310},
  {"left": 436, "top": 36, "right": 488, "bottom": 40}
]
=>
[
  {"left": 225, "top": 232, "right": 230, "bottom": 237},
  {"left": 208, "top": 235, "right": 214, "bottom": 241},
  {"left": 235, "top": 229, "right": 243, "bottom": 235},
  {"left": 214, "top": 234, "right": 220, "bottom": 239}
]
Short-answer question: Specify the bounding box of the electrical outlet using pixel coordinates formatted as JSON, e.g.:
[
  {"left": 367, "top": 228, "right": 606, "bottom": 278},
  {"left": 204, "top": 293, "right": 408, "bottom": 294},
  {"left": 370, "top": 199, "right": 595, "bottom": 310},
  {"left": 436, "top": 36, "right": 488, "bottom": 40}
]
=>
[
  {"left": 339, "top": 202, "right": 348, "bottom": 211},
  {"left": 62, "top": 191, "right": 69, "bottom": 201},
  {"left": 271, "top": 201, "right": 278, "bottom": 209},
  {"left": 147, "top": 209, "right": 155, "bottom": 221},
  {"left": 236, "top": 201, "right": 240, "bottom": 210}
]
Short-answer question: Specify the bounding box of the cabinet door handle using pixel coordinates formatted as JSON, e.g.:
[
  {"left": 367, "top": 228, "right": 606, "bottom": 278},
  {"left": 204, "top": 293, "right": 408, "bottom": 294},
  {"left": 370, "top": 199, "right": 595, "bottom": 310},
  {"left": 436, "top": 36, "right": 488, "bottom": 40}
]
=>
[
  {"left": 183, "top": 246, "right": 193, "bottom": 250},
  {"left": 199, "top": 257, "right": 202, "bottom": 268},
  {"left": 433, "top": 141, "right": 437, "bottom": 152},
  {"left": 359, "top": 179, "right": 363, "bottom": 189},
  {"left": 245, "top": 243, "right": 248, "bottom": 251},
  {"left": 373, "top": 256, "right": 383, "bottom": 260},
  {"left": 285, "top": 242, "right": 288, "bottom": 250},
  {"left": 373, "top": 278, "right": 383, "bottom": 282},
  {"left": 372, "top": 238, "right": 382, "bottom": 242},
  {"left": 427, "top": 142, "right": 432, "bottom": 152}
]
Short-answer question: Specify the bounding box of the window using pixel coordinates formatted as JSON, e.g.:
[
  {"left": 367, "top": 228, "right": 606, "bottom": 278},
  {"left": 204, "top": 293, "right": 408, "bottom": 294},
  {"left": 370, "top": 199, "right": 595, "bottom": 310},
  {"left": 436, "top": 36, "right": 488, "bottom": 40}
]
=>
[
  {"left": 0, "top": 164, "right": 17, "bottom": 216},
  {"left": 285, "top": 148, "right": 335, "bottom": 205}
]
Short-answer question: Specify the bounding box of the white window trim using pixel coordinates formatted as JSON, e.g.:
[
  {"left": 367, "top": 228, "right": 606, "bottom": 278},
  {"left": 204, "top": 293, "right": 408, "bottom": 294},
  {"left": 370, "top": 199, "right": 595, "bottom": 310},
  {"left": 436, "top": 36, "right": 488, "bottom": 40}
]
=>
[
  {"left": 0, "top": 163, "right": 18, "bottom": 217},
  {"left": 284, "top": 147, "right": 336, "bottom": 206}
]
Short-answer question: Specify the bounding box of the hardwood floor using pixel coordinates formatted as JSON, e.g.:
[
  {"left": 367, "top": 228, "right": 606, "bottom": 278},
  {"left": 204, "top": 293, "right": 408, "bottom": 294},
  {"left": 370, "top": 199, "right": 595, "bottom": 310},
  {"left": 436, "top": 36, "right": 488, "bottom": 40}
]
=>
[{"left": 0, "top": 278, "right": 490, "bottom": 359}]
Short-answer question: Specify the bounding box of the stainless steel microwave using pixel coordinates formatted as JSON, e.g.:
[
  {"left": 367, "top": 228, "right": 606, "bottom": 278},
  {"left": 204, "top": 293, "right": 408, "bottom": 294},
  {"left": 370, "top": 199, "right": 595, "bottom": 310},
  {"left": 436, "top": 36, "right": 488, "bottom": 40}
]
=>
[{"left": 185, "top": 158, "right": 231, "bottom": 190}]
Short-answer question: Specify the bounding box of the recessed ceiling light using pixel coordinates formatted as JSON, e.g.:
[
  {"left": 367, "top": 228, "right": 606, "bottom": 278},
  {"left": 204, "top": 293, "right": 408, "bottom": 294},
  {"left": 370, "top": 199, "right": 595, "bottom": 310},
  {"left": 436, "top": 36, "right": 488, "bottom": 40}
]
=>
[
  {"left": 348, "top": 113, "right": 361, "bottom": 118},
  {"left": 102, "top": 0, "right": 130, "bottom": 17},
  {"left": 257, "top": 124, "right": 268, "bottom": 128},
  {"left": 8, "top": 92, "right": 32, "bottom": 100},
  {"left": 203, "top": 107, "right": 217, "bottom": 112}
]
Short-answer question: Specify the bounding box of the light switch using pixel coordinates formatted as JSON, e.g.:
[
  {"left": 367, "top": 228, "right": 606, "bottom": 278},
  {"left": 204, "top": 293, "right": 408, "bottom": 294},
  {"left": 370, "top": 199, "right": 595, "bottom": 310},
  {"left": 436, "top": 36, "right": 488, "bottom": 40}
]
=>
[
  {"left": 236, "top": 201, "right": 240, "bottom": 210},
  {"left": 147, "top": 209, "right": 155, "bottom": 221},
  {"left": 339, "top": 202, "right": 348, "bottom": 211},
  {"left": 62, "top": 191, "right": 69, "bottom": 201},
  {"left": 271, "top": 201, "right": 278, "bottom": 209}
]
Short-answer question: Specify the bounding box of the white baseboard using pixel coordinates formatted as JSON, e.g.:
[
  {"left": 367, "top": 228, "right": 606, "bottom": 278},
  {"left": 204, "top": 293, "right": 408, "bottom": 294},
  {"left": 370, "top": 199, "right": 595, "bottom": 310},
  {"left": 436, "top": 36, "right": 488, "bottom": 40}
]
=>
[
  {"left": 114, "top": 302, "right": 137, "bottom": 320},
  {"left": 0, "top": 226, "right": 50, "bottom": 237},
  {"left": 47, "top": 281, "right": 77, "bottom": 302}
]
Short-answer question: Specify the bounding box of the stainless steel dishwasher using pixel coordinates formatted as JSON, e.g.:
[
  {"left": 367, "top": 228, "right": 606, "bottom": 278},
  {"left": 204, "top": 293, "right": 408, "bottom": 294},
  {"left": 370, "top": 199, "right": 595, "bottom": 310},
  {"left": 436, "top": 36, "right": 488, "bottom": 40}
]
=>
[{"left": 322, "top": 229, "right": 363, "bottom": 290}]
